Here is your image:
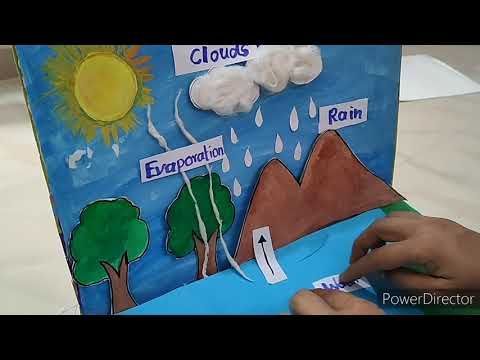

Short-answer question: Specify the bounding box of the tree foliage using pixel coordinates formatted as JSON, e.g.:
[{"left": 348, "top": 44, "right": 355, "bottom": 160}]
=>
[
  {"left": 166, "top": 173, "right": 234, "bottom": 257},
  {"left": 70, "top": 198, "right": 149, "bottom": 286}
]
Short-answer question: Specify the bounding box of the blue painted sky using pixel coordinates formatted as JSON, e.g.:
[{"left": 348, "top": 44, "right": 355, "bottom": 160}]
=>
[{"left": 15, "top": 45, "right": 401, "bottom": 314}]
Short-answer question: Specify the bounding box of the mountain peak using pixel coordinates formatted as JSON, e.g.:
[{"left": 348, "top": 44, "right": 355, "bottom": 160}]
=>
[{"left": 234, "top": 130, "right": 403, "bottom": 264}]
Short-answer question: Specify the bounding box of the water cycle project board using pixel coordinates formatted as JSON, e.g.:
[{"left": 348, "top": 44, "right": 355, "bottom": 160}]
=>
[{"left": 15, "top": 45, "right": 403, "bottom": 315}]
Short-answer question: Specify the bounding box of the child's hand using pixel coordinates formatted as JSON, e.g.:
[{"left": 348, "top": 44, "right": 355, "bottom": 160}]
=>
[{"left": 340, "top": 212, "right": 480, "bottom": 290}]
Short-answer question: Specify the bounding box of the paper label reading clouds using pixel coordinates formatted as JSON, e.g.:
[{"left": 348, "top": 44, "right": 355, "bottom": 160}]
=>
[
  {"left": 171, "top": 45, "right": 259, "bottom": 76},
  {"left": 318, "top": 98, "right": 369, "bottom": 133},
  {"left": 140, "top": 136, "right": 225, "bottom": 183}
]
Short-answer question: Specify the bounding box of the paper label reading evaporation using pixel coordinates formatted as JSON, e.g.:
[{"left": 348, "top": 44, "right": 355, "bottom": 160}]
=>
[
  {"left": 140, "top": 136, "right": 225, "bottom": 183},
  {"left": 171, "top": 45, "right": 259, "bottom": 76},
  {"left": 318, "top": 98, "right": 369, "bottom": 133},
  {"left": 252, "top": 226, "right": 287, "bottom": 285},
  {"left": 312, "top": 275, "right": 372, "bottom": 293}
]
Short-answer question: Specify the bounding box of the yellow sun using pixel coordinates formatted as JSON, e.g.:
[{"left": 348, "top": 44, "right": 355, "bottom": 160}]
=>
[{"left": 44, "top": 45, "right": 154, "bottom": 145}]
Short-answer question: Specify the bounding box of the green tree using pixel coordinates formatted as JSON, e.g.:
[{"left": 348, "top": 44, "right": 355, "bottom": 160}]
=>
[
  {"left": 70, "top": 198, "right": 149, "bottom": 314},
  {"left": 166, "top": 173, "right": 235, "bottom": 279}
]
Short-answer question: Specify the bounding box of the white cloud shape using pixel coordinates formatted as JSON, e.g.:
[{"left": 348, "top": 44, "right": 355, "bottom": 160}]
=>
[
  {"left": 246, "top": 45, "right": 297, "bottom": 93},
  {"left": 189, "top": 66, "right": 260, "bottom": 116},
  {"left": 290, "top": 45, "right": 323, "bottom": 85},
  {"left": 247, "top": 45, "right": 323, "bottom": 89},
  {"left": 189, "top": 45, "right": 323, "bottom": 116}
]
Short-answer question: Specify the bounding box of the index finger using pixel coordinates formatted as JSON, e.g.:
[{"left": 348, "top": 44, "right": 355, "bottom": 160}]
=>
[
  {"left": 350, "top": 216, "right": 418, "bottom": 263},
  {"left": 341, "top": 241, "right": 422, "bottom": 283}
]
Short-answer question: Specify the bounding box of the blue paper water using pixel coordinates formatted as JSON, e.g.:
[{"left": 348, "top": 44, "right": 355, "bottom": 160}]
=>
[{"left": 124, "top": 209, "right": 422, "bottom": 315}]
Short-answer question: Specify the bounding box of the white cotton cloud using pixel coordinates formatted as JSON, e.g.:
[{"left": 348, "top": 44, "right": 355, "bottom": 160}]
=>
[
  {"left": 289, "top": 45, "right": 323, "bottom": 85},
  {"left": 189, "top": 66, "right": 260, "bottom": 116},
  {"left": 245, "top": 45, "right": 297, "bottom": 93},
  {"left": 246, "top": 45, "right": 323, "bottom": 91},
  {"left": 188, "top": 45, "right": 323, "bottom": 116}
]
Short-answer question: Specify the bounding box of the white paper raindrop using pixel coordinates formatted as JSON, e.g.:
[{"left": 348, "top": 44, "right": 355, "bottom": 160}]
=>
[
  {"left": 231, "top": 127, "right": 239, "bottom": 144},
  {"left": 290, "top": 106, "right": 299, "bottom": 132},
  {"left": 112, "top": 143, "right": 120, "bottom": 158},
  {"left": 294, "top": 141, "right": 302, "bottom": 161},
  {"left": 222, "top": 156, "right": 230, "bottom": 173},
  {"left": 275, "top": 134, "right": 283, "bottom": 154},
  {"left": 255, "top": 107, "right": 263, "bottom": 127},
  {"left": 86, "top": 146, "right": 93, "bottom": 159},
  {"left": 233, "top": 178, "right": 242, "bottom": 197},
  {"left": 309, "top": 97, "right": 317, "bottom": 119},
  {"left": 244, "top": 147, "right": 253, "bottom": 168},
  {"left": 67, "top": 149, "right": 86, "bottom": 169}
]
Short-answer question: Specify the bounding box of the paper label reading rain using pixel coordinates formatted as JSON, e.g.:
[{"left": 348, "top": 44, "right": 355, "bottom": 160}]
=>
[
  {"left": 171, "top": 45, "right": 259, "bottom": 76},
  {"left": 252, "top": 226, "right": 288, "bottom": 284},
  {"left": 140, "top": 136, "right": 225, "bottom": 183},
  {"left": 318, "top": 98, "right": 369, "bottom": 133},
  {"left": 312, "top": 274, "right": 372, "bottom": 293}
]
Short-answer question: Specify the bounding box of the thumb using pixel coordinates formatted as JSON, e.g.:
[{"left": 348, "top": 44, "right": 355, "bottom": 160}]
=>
[
  {"left": 312, "top": 289, "right": 385, "bottom": 315},
  {"left": 290, "top": 289, "right": 336, "bottom": 315}
]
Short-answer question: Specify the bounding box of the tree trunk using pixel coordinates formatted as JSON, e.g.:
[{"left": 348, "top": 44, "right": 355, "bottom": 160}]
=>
[
  {"left": 101, "top": 253, "right": 136, "bottom": 314},
  {"left": 194, "top": 230, "right": 218, "bottom": 280}
]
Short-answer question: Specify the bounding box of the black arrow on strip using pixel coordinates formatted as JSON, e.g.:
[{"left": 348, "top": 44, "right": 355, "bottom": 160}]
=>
[{"left": 258, "top": 235, "right": 274, "bottom": 275}]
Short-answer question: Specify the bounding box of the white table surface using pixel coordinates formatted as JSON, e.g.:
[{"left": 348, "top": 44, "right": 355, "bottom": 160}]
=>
[{"left": 0, "top": 45, "right": 478, "bottom": 314}]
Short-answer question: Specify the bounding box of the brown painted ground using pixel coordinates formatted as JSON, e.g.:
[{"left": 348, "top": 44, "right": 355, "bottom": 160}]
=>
[{"left": 234, "top": 130, "right": 404, "bottom": 264}]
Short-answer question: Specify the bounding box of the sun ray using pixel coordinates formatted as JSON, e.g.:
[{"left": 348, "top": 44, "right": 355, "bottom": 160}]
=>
[
  {"left": 126, "top": 45, "right": 141, "bottom": 59},
  {"left": 101, "top": 127, "right": 111, "bottom": 145},
  {"left": 111, "top": 124, "right": 119, "bottom": 143},
  {"left": 85, "top": 125, "right": 98, "bottom": 143},
  {"left": 130, "top": 56, "right": 151, "bottom": 66}
]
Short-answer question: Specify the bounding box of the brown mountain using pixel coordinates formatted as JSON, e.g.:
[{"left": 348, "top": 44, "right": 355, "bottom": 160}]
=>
[{"left": 234, "top": 130, "right": 404, "bottom": 264}]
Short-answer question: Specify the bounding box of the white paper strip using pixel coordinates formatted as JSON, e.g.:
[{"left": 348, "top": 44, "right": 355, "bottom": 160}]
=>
[
  {"left": 252, "top": 226, "right": 287, "bottom": 284},
  {"left": 312, "top": 274, "right": 371, "bottom": 293}
]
